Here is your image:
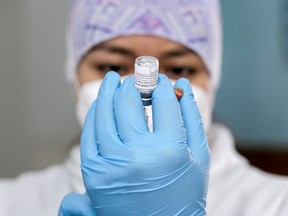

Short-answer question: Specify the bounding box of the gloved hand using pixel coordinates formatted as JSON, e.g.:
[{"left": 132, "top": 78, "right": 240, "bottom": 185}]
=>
[
  {"left": 58, "top": 193, "right": 96, "bottom": 216},
  {"left": 60, "top": 71, "right": 210, "bottom": 215}
]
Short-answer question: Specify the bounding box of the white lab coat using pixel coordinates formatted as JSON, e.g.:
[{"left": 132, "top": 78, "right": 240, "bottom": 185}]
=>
[{"left": 0, "top": 124, "right": 287, "bottom": 216}]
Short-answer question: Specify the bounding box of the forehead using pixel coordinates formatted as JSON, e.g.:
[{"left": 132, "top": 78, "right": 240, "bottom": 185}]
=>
[{"left": 89, "top": 35, "right": 196, "bottom": 57}]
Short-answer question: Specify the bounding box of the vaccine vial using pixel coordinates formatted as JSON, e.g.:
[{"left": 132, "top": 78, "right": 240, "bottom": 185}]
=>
[{"left": 134, "top": 56, "right": 159, "bottom": 132}]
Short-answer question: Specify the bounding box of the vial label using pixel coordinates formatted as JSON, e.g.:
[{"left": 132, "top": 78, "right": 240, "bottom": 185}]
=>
[{"left": 134, "top": 63, "right": 158, "bottom": 92}]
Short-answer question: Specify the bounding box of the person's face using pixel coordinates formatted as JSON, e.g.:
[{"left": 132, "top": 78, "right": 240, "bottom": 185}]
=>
[{"left": 77, "top": 35, "right": 210, "bottom": 91}]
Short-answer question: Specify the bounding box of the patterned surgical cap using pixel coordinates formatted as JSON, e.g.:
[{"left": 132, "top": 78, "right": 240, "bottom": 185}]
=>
[{"left": 66, "top": 0, "right": 222, "bottom": 88}]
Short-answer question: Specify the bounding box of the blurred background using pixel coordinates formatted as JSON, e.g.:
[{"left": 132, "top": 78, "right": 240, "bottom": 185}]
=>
[{"left": 0, "top": 0, "right": 288, "bottom": 178}]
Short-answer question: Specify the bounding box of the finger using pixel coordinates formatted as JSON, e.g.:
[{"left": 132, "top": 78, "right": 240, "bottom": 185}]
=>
[
  {"left": 95, "top": 71, "right": 122, "bottom": 157},
  {"left": 114, "top": 76, "right": 149, "bottom": 143},
  {"left": 80, "top": 99, "right": 99, "bottom": 165},
  {"left": 152, "top": 74, "right": 184, "bottom": 134},
  {"left": 174, "top": 78, "right": 210, "bottom": 157},
  {"left": 58, "top": 193, "right": 96, "bottom": 216}
]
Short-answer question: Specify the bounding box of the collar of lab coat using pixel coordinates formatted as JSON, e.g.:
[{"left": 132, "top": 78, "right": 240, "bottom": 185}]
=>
[{"left": 208, "top": 123, "right": 248, "bottom": 176}]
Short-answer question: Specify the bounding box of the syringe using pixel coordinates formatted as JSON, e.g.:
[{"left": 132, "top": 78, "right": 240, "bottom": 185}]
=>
[{"left": 134, "top": 56, "right": 159, "bottom": 132}]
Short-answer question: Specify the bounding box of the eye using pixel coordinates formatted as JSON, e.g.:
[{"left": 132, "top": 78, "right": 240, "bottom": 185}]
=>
[
  {"left": 92, "top": 63, "right": 129, "bottom": 76},
  {"left": 165, "top": 67, "right": 197, "bottom": 78}
]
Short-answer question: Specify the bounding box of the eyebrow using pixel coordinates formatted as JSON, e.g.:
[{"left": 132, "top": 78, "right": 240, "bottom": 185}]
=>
[
  {"left": 88, "top": 43, "right": 195, "bottom": 59},
  {"left": 161, "top": 47, "right": 195, "bottom": 58},
  {"left": 88, "top": 44, "right": 135, "bottom": 58}
]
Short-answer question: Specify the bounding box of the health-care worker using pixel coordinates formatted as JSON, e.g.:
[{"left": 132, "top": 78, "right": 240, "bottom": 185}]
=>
[{"left": 1, "top": 0, "right": 288, "bottom": 215}]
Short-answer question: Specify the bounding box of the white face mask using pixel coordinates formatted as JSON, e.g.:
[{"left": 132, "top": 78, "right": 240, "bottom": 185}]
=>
[
  {"left": 76, "top": 77, "right": 214, "bottom": 131},
  {"left": 190, "top": 84, "right": 214, "bottom": 132},
  {"left": 76, "top": 75, "right": 129, "bottom": 126},
  {"left": 170, "top": 79, "right": 214, "bottom": 132},
  {"left": 76, "top": 79, "right": 102, "bottom": 127}
]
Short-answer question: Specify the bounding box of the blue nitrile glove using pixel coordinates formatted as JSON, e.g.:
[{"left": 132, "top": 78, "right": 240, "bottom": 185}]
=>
[
  {"left": 60, "top": 71, "right": 210, "bottom": 215},
  {"left": 58, "top": 193, "right": 96, "bottom": 216}
]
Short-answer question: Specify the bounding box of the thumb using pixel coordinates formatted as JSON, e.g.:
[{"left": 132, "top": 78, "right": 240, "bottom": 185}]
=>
[
  {"left": 58, "top": 193, "right": 96, "bottom": 216},
  {"left": 174, "top": 78, "right": 210, "bottom": 159}
]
